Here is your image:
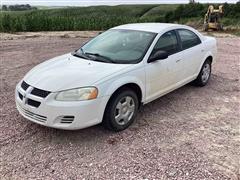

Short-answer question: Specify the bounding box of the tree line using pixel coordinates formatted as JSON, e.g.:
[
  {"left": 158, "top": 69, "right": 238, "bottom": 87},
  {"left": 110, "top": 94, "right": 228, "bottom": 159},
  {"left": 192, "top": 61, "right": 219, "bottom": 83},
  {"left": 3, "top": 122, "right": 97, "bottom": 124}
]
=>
[
  {"left": 1, "top": 4, "right": 37, "bottom": 11},
  {"left": 165, "top": 2, "right": 240, "bottom": 22}
]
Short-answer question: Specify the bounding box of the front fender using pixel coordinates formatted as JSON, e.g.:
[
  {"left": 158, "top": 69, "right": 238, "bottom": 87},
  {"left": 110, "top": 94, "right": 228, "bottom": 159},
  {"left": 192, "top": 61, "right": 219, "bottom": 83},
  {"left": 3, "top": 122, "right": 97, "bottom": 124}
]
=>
[{"left": 96, "top": 69, "right": 146, "bottom": 102}]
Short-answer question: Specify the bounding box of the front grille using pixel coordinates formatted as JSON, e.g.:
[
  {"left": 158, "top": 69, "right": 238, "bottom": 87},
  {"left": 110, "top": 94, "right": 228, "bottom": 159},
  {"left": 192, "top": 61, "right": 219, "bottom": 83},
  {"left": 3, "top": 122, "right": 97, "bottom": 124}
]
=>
[
  {"left": 27, "top": 99, "right": 41, "bottom": 108},
  {"left": 21, "top": 81, "right": 30, "bottom": 90},
  {"left": 31, "top": 88, "right": 51, "bottom": 98},
  {"left": 18, "top": 81, "right": 51, "bottom": 109},
  {"left": 18, "top": 92, "right": 23, "bottom": 100},
  {"left": 57, "top": 116, "right": 75, "bottom": 124},
  {"left": 18, "top": 104, "right": 47, "bottom": 123}
]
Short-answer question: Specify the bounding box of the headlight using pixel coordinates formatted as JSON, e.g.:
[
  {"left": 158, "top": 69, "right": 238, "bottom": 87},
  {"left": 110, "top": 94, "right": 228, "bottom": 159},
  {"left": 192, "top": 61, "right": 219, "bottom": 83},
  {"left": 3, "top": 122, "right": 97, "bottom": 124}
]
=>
[{"left": 55, "top": 87, "right": 98, "bottom": 101}]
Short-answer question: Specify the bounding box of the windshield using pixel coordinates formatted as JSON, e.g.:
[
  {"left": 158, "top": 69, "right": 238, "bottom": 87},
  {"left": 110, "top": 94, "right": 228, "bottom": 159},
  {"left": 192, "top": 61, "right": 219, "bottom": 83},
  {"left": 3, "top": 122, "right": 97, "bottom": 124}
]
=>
[{"left": 75, "top": 29, "right": 157, "bottom": 64}]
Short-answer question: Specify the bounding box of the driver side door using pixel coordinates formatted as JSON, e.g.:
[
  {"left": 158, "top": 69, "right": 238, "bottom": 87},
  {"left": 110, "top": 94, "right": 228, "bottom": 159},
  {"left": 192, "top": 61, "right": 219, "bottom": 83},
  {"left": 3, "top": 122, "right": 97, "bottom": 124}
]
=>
[{"left": 145, "top": 30, "right": 185, "bottom": 103}]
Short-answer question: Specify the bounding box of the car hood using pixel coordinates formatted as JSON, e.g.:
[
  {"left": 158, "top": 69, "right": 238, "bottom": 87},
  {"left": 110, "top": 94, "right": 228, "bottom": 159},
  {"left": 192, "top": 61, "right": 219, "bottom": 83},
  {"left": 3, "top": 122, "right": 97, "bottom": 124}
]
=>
[{"left": 23, "top": 53, "right": 131, "bottom": 92}]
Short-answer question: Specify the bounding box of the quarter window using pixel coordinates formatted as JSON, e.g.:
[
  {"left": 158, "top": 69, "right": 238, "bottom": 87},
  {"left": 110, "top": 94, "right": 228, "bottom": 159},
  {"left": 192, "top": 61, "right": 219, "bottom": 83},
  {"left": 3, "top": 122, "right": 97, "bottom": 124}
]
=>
[
  {"left": 153, "top": 30, "right": 179, "bottom": 55},
  {"left": 178, "top": 29, "right": 201, "bottom": 50}
]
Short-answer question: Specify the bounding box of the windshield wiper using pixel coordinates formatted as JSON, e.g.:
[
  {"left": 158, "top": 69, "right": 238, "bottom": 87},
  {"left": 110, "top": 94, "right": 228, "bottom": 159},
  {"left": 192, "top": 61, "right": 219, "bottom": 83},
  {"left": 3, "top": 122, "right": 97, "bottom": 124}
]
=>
[
  {"left": 71, "top": 49, "right": 90, "bottom": 60},
  {"left": 85, "top": 52, "right": 116, "bottom": 63}
]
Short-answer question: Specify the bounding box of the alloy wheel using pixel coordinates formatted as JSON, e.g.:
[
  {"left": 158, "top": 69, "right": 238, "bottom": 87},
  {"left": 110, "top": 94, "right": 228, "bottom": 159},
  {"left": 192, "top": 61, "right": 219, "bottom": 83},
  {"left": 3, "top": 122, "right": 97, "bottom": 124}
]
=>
[{"left": 114, "top": 96, "right": 135, "bottom": 126}]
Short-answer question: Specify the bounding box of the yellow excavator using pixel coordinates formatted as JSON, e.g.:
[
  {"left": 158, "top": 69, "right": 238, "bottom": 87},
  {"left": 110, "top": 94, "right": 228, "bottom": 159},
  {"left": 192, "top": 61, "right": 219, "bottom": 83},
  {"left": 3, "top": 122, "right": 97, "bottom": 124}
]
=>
[{"left": 204, "top": 5, "right": 224, "bottom": 31}]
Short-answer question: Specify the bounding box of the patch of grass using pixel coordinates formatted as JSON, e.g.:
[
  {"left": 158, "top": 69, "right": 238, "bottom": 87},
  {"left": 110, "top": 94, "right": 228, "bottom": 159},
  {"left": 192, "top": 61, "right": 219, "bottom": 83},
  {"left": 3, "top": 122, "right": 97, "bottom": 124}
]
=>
[
  {"left": 233, "top": 31, "right": 240, "bottom": 36},
  {"left": 0, "top": 3, "right": 239, "bottom": 32},
  {"left": 0, "top": 5, "right": 157, "bottom": 32}
]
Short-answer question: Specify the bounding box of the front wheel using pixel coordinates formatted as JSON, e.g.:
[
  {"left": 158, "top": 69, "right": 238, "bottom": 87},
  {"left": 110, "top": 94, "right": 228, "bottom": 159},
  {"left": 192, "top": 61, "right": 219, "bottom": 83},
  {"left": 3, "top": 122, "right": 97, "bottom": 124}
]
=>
[
  {"left": 103, "top": 88, "right": 139, "bottom": 131},
  {"left": 193, "top": 60, "right": 212, "bottom": 86}
]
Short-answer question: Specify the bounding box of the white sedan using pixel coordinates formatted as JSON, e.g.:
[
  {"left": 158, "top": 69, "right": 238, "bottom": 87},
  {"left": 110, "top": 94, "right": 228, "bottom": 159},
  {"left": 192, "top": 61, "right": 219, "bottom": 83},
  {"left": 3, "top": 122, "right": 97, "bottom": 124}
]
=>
[{"left": 15, "top": 23, "right": 217, "bottom": 131}]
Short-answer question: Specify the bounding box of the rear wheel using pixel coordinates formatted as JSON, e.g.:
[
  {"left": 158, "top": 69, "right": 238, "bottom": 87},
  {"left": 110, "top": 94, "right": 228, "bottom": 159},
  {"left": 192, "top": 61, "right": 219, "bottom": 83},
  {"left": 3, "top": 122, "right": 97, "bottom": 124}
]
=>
[
  {"left": 204, "top": 23, "right": 209, "bottom": 31},
  {"left": 103, "top": 88, "right": 139, "bottom": 131},
  {"left": 193, "top": 59, "right": 212, "bottom": 86},
  {"left": 218, "top": 24, "right": 223, "bottom": 31}
]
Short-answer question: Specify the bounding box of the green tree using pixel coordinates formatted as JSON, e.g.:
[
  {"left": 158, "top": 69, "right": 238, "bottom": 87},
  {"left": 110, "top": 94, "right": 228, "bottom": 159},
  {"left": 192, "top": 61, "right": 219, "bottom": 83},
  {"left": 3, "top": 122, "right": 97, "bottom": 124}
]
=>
[{"left": 2, "top": 5, "right": 8, "bottom": 11}]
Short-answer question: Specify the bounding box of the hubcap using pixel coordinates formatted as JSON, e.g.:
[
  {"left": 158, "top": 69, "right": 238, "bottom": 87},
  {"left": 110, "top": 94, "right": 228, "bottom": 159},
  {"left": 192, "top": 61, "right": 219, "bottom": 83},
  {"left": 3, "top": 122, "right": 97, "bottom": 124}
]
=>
[
  {"left": 114, "top": 96, "right": 135, "bottom": 126},
  {"left": 201, "top": 63, "right": 210, "bottom": 83}
]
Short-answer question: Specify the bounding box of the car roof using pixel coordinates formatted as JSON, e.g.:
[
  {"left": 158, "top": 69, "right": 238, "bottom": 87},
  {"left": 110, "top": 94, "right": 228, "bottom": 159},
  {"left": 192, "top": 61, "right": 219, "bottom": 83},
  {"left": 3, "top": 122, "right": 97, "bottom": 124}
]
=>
[{"left": 112, "top": 23, "right": 187, "bottom": 33}]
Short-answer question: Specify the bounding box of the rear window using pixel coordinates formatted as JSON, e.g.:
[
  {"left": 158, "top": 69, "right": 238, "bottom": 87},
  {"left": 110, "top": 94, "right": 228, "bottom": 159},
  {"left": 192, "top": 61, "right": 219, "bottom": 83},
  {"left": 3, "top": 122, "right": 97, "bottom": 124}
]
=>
[{"left": 178, "top": 29, "right": 201, "bottom": 50}]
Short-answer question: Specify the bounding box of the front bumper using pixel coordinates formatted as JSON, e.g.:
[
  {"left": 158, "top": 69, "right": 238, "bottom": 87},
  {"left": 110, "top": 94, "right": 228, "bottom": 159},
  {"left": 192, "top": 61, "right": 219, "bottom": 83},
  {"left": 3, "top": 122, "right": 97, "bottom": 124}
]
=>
[{"left": 15, "top": 82, "right": 109, "bottom": 130}]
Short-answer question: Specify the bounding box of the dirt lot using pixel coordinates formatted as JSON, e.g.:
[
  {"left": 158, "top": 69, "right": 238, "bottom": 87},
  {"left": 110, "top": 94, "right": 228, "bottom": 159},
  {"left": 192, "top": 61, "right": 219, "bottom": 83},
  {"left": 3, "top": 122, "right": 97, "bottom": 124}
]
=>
[{"left": 0, "top": 32, "right": 240, "bottom": 179}]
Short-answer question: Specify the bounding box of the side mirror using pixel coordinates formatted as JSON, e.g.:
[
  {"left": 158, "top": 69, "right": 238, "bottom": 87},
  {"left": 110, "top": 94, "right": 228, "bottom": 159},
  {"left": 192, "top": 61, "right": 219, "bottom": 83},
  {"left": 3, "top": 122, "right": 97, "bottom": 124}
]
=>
[{"left": 148, "top": 50, "right": 168, "bottom": 63}]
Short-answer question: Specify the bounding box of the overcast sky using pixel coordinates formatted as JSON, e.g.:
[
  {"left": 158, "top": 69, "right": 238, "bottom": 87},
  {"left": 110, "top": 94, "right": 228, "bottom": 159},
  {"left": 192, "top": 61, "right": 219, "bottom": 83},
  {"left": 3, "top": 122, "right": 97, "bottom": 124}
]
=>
[{"left": 1, "top": 0, "right": 238, "bottom": 6}]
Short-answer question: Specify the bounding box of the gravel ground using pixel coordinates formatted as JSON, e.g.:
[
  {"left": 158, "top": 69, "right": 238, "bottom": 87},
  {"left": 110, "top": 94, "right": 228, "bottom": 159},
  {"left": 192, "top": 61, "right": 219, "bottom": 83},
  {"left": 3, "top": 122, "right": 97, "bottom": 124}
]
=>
[{"left": 0, "top": 32, "right": 240, "bottom": 179}]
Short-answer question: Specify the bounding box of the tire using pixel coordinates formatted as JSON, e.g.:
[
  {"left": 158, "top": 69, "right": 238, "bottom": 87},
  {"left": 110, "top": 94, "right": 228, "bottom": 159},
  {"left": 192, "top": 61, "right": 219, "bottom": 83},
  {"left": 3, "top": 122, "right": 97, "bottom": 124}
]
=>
[
  {"left": 102, "top": 88, "right": 139, "bottom": 131},
  {"left": 193, "top": 59, "right": 212, "bottom": 87},
  {"left": 204, "top": 24, "right": 208, "bottom": 31}
]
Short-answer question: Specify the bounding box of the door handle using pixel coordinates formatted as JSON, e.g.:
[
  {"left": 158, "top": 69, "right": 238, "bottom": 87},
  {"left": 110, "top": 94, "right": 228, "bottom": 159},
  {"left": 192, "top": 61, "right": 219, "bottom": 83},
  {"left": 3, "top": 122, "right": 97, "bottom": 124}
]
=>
[
  {"left": 201, "top": 49, "right": 205, "bottom": 52},
  {"left": 176, "top": 59, "right": 182, "bottom": 63}
]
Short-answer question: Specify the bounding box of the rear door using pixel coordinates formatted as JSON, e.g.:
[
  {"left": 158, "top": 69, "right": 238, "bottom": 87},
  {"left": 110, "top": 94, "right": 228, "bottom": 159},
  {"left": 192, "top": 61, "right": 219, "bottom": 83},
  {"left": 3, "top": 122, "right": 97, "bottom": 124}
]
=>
[{"left": 177, "top": 29, "right": 205, "bottom": 80}]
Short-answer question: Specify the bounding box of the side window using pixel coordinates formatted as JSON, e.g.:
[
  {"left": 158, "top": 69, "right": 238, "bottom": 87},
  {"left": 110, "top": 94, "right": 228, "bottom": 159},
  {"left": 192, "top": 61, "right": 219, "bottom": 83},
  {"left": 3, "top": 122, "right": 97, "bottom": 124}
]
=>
[
  {"left": 153, "top": 30, "right": 179, "bottom": 55},
  {"left": 178, "top": 29, "right": 201, "bottom": 50}
]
